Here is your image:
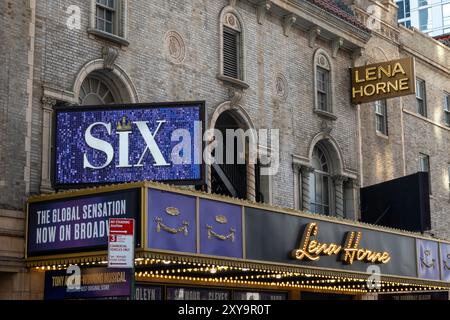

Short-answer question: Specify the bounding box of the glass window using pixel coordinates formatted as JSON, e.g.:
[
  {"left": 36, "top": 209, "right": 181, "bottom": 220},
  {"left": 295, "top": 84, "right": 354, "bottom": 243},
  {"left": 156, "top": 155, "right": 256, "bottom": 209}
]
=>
[
  {"left": 419, "top": 8, "right": 431, "bottom": 31},
  {"left": 397, "top": 1, "right": 405, "bottom": 19},
  {"left": 396, "top": 0, "right": 411, "bottom": 19},
  {"left": 418, "top": 0, "right": 428, "bottom": 7},
  {"left": 448, "top": 163, "right": 450, "bottom": 191},
  {"left": 416, "top": 78, "right": 427, "bottom": 117},
  {"left": 419, "top": 153, "right": 431, "bottom": 194},
  {"left": 96, "top": 0, "right": 116, "bottom": 34},
  {"left": 79, "top": 75, "right": 117, "bottom": 105},
  {"left": 375, "top": 100, "right": 388, "bottom": 135},
  {"left": 443, "top": 3, "right": 450, "bottom": 29},
  {"left": 309, "top": 146, "right": 331, "bottom": 215},
  {"left": 316, "top": 67, "right": 330, "bottom": 112},
  {"left": 444, "top": 92, "right": 450, "bottom": 126},
  {"left": 419, "top": 153, "right": 429, "bottom": 173}
]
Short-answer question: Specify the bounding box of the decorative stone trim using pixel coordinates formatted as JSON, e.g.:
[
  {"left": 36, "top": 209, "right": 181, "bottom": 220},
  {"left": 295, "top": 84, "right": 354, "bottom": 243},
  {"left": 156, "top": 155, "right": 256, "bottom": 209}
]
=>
[
  {"left": 40, "top": 96, "right": 57, "bottom": 194},
  {"left": 351, "top": 47, "right": 365, "bottom": 63},
  {"left": 256, "top": 0, "right": 272, "bottom": 24},
  {"left": 308, "top": 26, "right": 321, "bottom": 48},
  {"left": 333, "top": 175, "right": 352, "bottom": 219},
  {"left": 102, "top": 46, "right": 119, "bottom": 70},
  {"left": 300, "top": 166, "right": 315, "bottom": 212},
  {"left": 217, "top": 75, "right": 249, "bottom": 90},
  {"left": 165, "top": 31, "right": 186, "bottom": 64},
  {"left": 320, "top": 120, "right": 333, "bottom": 134},
  {"left": 256, "top": 0, "right": 271, "bottom": 25},
  {"left": 283, "top": 14, "right": 297, "bottom": 37},
  {"left": 274, "top": 73, "right": 288, "bottom": 102},
  {"left": 332, "top": 37, "right": 344, "bottom": 58},
  {"left": 314, "top": 109, "right": 337, "bottom": 121},
  {"left": 228, "top": 87, "right": 244, "bottom": 107},
  {"left": 87, "top": 28, "right": 130, "bottom": 47}
]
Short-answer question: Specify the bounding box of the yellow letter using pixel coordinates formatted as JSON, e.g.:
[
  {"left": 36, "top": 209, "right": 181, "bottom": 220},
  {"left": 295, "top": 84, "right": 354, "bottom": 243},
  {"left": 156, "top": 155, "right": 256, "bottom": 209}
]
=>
[
  {"left": 399, "top": 78, "right": 409, "bottom": 91},
  {"left": 392, "top": 62, "right": 406, "bottom": 77},
  {"left": 366, "top": 67, "right": 377, "bottom": 81},
  {"left": 355, "top": 70, "right": 365, "bottom": 83}
]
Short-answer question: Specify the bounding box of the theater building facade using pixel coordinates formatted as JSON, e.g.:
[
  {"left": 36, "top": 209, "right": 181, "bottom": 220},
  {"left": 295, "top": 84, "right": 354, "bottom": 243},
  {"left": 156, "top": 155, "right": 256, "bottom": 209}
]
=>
[{"left": 0, "top": 0, "right": 449, "bottom": 299}]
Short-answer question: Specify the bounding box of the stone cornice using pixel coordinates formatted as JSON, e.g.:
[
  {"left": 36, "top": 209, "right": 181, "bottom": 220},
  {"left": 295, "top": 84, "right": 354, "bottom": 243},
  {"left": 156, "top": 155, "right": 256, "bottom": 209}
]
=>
[
  {"left": 247, "top": 0, "right": 370, "bottom": 49},
  {"left": 285, "top": 0, "right": 370, "bottom": 45},
  {"left": 400, "top": 45, "right": 450, "bottom": 76}
]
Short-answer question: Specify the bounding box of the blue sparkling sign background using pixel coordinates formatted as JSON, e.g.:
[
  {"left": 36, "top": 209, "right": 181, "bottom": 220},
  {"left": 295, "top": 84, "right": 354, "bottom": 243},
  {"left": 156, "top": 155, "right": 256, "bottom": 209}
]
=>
[{"left": 55, "top": 104, "right": 203, "bottom": 186}]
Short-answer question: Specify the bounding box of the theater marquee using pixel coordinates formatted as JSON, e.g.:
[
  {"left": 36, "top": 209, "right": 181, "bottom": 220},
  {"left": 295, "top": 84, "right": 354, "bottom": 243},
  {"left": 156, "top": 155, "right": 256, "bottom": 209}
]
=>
[
  {"left": 351, "top": 57, "right": 415, "bottom": 104},
  {"left": 53, "top": 101, "right": 206, "bottom": 189}
]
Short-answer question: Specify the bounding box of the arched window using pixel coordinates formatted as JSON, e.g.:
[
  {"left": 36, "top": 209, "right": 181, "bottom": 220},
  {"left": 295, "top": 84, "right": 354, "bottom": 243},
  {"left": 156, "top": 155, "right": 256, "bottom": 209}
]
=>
[
  {"left": 78, "top": 75, "right": 118, "bottom": 105},
  {"left": 314, "top": 50, "right": 333, "bottom": 114},
  {"left": 211, "top": 111, "right": 248, "bottom": 199},
  {"left": 220, "top": 9, "right": 245, "bottom": 82},
  {"left": 309, "top": 145, "right": 332, "bottom": 215}
]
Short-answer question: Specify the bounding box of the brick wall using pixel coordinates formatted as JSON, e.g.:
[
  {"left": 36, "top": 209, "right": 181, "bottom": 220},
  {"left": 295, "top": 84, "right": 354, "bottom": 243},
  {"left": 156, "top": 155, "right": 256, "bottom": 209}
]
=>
[{"left": 28, "top": 0, "right": 359, "bottom": 211}]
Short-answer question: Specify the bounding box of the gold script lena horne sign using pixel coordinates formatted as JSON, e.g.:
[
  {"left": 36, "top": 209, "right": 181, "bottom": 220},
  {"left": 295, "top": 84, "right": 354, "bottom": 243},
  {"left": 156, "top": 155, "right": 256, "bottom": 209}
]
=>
[
  {"left": 351, "top": 57, "right": 415, "bottom": 104},
  {"left": 291, "top": 223, "right": 391, "bottom": 265}
]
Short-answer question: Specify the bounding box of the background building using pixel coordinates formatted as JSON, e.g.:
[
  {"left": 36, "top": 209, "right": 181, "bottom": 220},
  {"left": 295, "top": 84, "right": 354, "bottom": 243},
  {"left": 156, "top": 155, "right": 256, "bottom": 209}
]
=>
[{"left": 396, "top": 0, "right": 450, "bottom": 36}]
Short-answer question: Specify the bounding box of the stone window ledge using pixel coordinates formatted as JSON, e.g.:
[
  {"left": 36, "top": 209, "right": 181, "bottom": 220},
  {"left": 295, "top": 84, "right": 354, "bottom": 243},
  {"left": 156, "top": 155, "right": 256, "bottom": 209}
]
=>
[
  {"left": 87, "top": 28, "right": 130, "bottom": 47},
  {"left": 217, "top": 74, "right": 249, "bottom": 90},
  {"left": 376, "top": 131, "right": 389, "bottom": 140},
  {"left": 314, "top": 109, "right": 337, "bottom": 121}
]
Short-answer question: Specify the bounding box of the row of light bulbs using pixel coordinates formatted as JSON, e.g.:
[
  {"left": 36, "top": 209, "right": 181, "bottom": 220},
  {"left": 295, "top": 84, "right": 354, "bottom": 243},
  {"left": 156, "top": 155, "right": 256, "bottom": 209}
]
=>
[
  {"left": 137, "top": 272, "right": 445, "bottom": 294},
  {"left": 33, "top": 258, "right": 448, "bottom": 293}
]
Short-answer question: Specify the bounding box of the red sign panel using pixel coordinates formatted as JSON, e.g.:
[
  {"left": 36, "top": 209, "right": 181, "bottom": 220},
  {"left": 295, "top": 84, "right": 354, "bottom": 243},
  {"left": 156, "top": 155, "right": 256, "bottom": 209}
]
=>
[{"left": 109, "top": 218, "right": 134, "bottom": 235}]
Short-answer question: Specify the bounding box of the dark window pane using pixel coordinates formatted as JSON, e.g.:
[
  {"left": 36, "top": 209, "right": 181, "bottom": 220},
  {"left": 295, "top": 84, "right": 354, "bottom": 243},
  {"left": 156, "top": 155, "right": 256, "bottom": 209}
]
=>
[
  {"left": 106, "top": 10, "right": 113, "bottom": 23},
  {"left": 105, "top": 21, "right": 113, "bottom": 34},
  {"left": 398, "top": 1, "right": 405, "bottom": 20},
  {"left": 97, "top": 19, "right": 105, "bottom": 32}
]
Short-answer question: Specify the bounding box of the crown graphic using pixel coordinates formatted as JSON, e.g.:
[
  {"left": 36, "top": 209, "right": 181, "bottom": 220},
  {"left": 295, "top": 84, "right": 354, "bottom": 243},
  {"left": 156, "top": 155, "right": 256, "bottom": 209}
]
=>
[{"left": 117, "top": 116, "right": 132, "bottom": 132}]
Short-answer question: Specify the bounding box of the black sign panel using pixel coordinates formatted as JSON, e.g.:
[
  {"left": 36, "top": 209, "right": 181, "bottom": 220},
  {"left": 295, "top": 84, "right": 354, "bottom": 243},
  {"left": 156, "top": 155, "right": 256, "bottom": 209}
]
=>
[
  {"left": 166, "top": 286, "right": 230, "bottom": 300},
  {"left": 27, "top": 188, "right": 141, "bottom": 257},
  {"left": 233, "top": 291, "right": 288, "bottom": 300},
  {"left": 245, "top": 207, "right": 417, "bottom": 277},
  {"left": 135, "top": 284, "right": 162, "bottom": 300}
]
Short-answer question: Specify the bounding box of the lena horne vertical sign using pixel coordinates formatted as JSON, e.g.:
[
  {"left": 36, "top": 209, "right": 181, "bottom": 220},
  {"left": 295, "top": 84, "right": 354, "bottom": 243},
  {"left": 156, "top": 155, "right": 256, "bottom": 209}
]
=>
[{"left": 350, "top": 57, "right": 415, "bottom": 104}]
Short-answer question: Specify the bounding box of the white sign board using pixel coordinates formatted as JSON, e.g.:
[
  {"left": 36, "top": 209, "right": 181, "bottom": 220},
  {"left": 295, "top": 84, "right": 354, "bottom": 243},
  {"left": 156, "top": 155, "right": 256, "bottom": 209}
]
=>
[{"left": 108, "top": 218, "right": 134, "bottom": 268}]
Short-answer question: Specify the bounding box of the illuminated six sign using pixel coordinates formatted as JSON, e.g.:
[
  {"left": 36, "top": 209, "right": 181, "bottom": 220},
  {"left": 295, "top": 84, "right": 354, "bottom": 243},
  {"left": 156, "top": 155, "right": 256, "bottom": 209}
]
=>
[{"left": 53, "top": 102, "right": 206, "bottom": 188}]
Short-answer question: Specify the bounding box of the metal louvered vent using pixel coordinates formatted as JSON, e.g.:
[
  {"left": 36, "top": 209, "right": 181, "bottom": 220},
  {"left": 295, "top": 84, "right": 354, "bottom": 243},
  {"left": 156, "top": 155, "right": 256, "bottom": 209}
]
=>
[{"left": 223, "top": 27, "right": 239, "bottom": 79}]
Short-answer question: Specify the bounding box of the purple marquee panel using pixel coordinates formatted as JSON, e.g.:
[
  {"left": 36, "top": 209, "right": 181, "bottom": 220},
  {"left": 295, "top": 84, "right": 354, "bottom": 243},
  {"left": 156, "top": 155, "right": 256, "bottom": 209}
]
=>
[
  {"left": 416, "top": 239, "right": 440, "bottom": 280},
  {"left": 440, "top": 243, "right": 450, "bottom": 282},
  {"left": 147, "top": 188, "right": 196, "bottom": 253},
  {"left": 199, "top": 198, "right": 243, "bottom": 259}
]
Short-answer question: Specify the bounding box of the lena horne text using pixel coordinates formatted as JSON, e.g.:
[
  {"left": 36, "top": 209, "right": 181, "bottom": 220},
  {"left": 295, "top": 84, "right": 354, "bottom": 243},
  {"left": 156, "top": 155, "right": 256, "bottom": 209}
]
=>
[{"left": 291, "top": 223, "right": 391, "bottom": 265}]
